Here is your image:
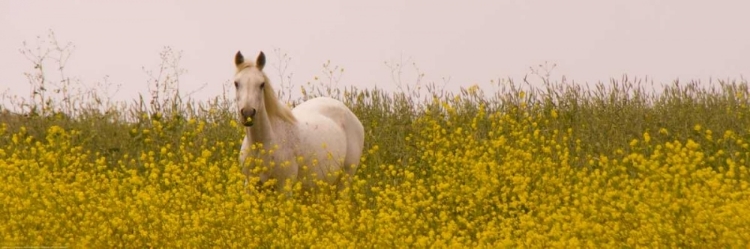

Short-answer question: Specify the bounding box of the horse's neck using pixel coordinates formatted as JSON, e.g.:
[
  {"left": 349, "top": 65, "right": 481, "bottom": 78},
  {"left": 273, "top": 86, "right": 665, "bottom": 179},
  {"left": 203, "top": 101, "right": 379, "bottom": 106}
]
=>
[
  {"left": 246, "top": 109, "right": 272, "bottom": 146},
  {"left": 246, "top": 111, "right": 296, "bottom": 148}
]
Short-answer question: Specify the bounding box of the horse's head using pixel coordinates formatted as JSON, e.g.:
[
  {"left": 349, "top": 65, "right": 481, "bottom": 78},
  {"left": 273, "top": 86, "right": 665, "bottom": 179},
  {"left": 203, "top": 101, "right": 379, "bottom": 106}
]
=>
[{"left": 233, "top": 51, "right": 267, "bottom": 127}]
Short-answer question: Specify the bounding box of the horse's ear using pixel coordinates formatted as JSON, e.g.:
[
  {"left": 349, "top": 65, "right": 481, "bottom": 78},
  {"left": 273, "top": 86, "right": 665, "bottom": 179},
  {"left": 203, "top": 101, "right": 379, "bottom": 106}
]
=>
[
  {"left": 256, "top": 51, "right": 266, "bottom": 71},
  {"left": 235, "top": 51, "right": 244, "bottom": 67}
]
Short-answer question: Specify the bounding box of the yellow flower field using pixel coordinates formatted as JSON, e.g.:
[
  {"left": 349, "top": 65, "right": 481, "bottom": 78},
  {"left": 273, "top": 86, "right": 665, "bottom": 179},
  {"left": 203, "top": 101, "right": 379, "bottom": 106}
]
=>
[{"left": 2, "top": 80, "right": 750, "bottom": 248}]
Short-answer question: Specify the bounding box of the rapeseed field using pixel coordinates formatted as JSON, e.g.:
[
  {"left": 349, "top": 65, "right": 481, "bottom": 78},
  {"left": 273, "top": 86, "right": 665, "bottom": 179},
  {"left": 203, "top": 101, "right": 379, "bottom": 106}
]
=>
[{"left": 2, "top": 78, "right": 750, "bottom": 248}]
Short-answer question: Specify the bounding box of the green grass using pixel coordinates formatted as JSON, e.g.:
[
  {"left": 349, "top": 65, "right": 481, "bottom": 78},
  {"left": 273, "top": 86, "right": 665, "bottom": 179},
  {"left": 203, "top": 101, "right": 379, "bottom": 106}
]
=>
[{"left": 6, "top": 76, "right": 749, "bottom": 171}]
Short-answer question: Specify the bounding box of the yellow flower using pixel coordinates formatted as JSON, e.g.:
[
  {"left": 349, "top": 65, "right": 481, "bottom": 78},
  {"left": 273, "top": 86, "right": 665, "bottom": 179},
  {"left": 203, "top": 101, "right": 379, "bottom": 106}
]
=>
[{"left": 629, "top": 139, "right": 639, "bottom": 147}]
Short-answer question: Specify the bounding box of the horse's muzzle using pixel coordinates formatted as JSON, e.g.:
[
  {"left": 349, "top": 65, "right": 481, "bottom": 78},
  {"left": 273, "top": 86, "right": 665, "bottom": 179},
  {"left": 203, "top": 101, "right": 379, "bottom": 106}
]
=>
[
  {"left": 242, "top": 119, "right": 254, "bottom": 127},
  {"left": 241, "top": 108, "right": 256, "bottom": 126}
]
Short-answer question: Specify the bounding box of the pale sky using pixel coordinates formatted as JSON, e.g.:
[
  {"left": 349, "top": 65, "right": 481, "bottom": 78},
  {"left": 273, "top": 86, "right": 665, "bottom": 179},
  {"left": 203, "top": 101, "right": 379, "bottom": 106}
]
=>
[{"left": 1, "top": 0, "right": 748, "bottom": 105}]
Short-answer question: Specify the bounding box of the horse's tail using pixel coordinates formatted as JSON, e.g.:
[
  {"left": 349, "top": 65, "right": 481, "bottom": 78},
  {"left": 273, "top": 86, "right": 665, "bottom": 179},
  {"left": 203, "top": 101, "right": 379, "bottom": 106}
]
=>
[{"left": 342, "top": 107, "right": 365, "bottom": 176}]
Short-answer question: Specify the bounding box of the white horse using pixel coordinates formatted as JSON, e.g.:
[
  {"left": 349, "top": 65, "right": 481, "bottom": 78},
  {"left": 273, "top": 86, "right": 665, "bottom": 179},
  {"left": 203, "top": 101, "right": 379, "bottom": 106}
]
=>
[{"left": 234, "top": 51, "right": 365, "bottom": 192}]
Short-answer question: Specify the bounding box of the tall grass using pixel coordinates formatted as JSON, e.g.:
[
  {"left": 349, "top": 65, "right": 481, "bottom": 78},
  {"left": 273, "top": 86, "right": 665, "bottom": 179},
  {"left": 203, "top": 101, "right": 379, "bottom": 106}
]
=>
[{"left": 1, "top": 34, "right": 750, "bottom": 247}]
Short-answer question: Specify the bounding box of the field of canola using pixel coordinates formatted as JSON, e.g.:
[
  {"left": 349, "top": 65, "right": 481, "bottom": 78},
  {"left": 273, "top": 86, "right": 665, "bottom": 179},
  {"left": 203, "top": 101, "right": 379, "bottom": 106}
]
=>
[{"left": 2, "top": 79, "right": 750, "bottom": 247}]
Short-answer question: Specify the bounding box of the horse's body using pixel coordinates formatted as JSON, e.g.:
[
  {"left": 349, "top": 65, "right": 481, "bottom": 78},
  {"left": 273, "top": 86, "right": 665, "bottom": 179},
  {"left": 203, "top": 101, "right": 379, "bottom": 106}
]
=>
[{"left": 234, "top": 51, "right": 364, "bottom": 191}]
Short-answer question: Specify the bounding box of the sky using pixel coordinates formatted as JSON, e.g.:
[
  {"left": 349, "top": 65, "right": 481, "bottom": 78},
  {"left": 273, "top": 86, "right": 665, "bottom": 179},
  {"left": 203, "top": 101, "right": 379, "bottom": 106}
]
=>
[{"left": 1, "top": 0, "right": 748, "bottom": 106}]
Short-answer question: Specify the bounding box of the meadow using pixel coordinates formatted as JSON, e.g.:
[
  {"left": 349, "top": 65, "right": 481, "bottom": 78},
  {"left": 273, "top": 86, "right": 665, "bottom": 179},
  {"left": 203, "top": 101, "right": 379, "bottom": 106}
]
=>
[{"left": 1, "top": 45, "right": 750, "bottom": 247}]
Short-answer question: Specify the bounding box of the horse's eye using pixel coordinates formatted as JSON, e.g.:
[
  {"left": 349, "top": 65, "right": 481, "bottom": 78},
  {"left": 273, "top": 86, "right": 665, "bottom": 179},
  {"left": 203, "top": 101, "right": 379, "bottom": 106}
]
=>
[
  {"left": 234, "top": 81, "right": 239, "bottom": 88},
  {"left": 260, "top": 82, "right": 265, "bottom": 89}
]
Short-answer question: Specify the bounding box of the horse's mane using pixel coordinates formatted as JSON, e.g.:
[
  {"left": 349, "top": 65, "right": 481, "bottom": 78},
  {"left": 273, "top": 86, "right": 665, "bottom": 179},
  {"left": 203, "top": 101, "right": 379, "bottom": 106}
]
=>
[
  {"left": 237, "top": 63, "right": 297, "bottom": 123},
  {"left": 261, "top": 74, "right": 297, "bottom": 123}
]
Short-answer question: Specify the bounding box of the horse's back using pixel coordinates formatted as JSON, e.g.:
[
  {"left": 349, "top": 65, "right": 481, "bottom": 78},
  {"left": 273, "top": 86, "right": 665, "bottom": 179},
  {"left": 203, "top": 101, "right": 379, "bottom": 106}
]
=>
[
  {"left": 293, "top": 97, "right": 361, "bottom": 130},
  {"left": 293, "top": 97, "right": 349, "bottom": 117}
]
